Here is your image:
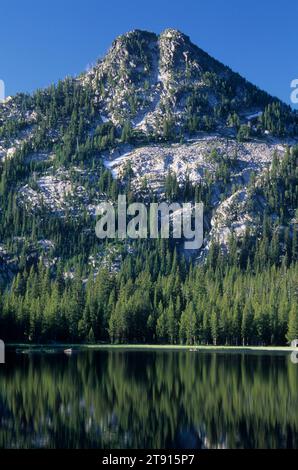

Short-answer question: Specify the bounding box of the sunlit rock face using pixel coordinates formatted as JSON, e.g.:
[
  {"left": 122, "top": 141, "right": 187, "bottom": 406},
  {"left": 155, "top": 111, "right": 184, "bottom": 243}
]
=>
[{"left": 0, "top": 28, "right": 297, "bottom": 269}]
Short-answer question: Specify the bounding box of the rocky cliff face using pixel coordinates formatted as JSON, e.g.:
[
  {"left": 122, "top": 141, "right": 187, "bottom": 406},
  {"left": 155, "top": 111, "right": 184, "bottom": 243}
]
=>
[
  {"left": 0, "top": 29, "right": 297, "bottom": 275},
  {"left": 80, "top": 29, "right": 276, "bottom": 133}
]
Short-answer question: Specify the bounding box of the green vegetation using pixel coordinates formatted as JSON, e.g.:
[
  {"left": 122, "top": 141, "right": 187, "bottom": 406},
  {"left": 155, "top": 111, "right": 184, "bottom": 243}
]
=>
[
  {"left": 0, "top": 37, "right": 297, "bottom": 347},
  {"left": 0, "top": 106, "right": 297, "bottom": 345},
  {"left": 0, "top": 350, "right": 297, "bottom": 448},
  {"left": 0, "top": 242, "right": 297, "bottom": 345}
]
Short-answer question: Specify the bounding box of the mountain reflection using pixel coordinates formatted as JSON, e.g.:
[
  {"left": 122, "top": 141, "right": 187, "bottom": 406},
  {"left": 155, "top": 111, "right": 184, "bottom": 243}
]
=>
[{"left": 0, "top": 350, "right": 297, "bottom": 448}]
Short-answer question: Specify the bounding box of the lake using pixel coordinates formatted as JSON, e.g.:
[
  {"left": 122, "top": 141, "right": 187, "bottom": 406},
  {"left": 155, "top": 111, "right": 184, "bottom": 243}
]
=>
[{"left": 0, "top": 348, "right": 297, "bottom": 448}]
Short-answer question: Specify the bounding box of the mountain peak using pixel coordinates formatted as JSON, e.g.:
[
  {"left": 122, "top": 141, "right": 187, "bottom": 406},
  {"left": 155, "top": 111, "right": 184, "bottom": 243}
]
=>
[
  {"left": 111, "top": 29, "right": 157, "bottom": 48},
  {"left": 159, "top": 28, "right": 190, "bottom": 41},
  {"left": 110, "top": 28, "right": 191, "bottom": 53},
  {"left": 0, "top": 26, "right": 297, "bottom": 309},
  {"left": 114, "top": 27, "right": 188, "bottom": 41},
  {"left": 83, "top": 27, "right": 293, "bottom": 137}
]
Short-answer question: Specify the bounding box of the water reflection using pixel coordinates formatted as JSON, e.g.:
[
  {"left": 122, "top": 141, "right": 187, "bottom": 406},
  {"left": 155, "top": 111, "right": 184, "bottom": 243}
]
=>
[{"left": 0, "top": 350, "right": 297, "bottom": 448}]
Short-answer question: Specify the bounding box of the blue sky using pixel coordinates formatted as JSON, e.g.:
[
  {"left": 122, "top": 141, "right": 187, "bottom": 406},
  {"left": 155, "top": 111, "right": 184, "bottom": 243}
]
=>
[{"left": 1, "top": 0, "right": 297, "bottom": 106}]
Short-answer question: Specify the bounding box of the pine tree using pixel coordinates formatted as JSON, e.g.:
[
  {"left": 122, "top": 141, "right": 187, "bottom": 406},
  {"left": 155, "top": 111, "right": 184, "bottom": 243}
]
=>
[{"left": 287, "top": 303, "right": 298, "bottom": 343}]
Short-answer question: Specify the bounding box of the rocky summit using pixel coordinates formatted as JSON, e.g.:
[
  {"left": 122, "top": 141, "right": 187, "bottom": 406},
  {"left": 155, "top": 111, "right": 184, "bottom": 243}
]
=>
[{"left": 0, "top": 29, "right": 297, "bottom": 279}]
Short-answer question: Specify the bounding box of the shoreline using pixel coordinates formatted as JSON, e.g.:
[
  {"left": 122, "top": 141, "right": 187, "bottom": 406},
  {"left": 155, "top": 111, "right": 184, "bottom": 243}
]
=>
[{"left": 6, "top": 343, "right": 298, "bottom": 353}]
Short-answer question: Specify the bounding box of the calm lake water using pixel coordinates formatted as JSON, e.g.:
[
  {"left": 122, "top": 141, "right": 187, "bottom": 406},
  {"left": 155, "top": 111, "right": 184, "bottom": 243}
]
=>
[{"left": 0, "top": 349, "right": 297, "bottom": 449}]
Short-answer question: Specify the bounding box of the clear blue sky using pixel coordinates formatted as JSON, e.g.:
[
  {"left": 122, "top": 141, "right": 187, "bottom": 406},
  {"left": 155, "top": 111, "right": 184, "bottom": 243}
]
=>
[{"left": 1, "top": 0, "right": 297, "bottom": 107}]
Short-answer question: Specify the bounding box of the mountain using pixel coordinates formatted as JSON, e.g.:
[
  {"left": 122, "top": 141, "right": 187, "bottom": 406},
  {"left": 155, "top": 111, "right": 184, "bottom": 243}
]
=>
[
  {"left": 82, "top": 29, "right": 297, "bottom": 134},
  {"left": 0, "top": 29, "right": 297, "bottom": 345}
]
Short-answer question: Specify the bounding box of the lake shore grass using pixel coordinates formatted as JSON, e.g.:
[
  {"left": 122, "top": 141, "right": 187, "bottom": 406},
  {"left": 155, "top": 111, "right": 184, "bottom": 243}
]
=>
[{"left": 6, "top": 343, "right": 298, "bottom": 353}]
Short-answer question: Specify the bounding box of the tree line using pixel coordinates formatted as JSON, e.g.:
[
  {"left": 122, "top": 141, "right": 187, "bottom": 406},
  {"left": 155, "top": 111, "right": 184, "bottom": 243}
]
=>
[{"left": 0, "top": 238, "right": 297, "bottom": 345}]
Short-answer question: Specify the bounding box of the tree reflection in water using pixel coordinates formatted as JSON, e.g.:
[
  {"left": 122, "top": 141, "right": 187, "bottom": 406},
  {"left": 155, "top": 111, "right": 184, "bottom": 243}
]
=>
[{"left": 0, "top": 350, "right": 297, "bottom": 448}]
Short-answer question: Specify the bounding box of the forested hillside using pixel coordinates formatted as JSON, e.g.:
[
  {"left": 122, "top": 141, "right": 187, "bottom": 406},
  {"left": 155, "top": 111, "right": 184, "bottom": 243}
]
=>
[{"left": 0, "top": 29, "right": 297, "bottom": 345}]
